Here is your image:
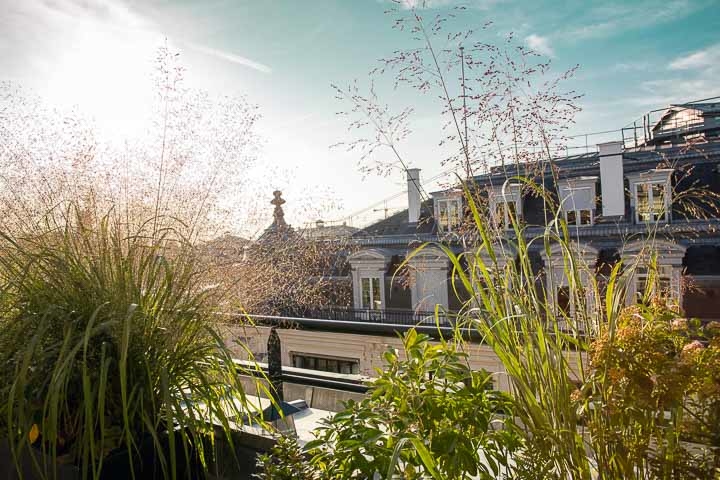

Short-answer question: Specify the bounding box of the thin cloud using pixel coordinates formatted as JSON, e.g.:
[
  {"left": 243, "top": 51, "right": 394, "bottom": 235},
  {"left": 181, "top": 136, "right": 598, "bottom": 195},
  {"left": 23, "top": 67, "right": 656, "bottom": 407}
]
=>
[
  {"left": 631, "top": 43, "right": 720, "bottom": 103},
  {"left": 612, "top": 61, "right": 653, "bottom": 72},
  {"left": 525, "top": 34, "right": 554, "bottom": 57},
  {"left": 669, "top": 43, "right": 720, "bottom": 70},
  {"left": 565, "top": 0, "right": 701, "bottom": 40},
  {"left": 187, "top": 43, "right": 272, "bottom": 74}
]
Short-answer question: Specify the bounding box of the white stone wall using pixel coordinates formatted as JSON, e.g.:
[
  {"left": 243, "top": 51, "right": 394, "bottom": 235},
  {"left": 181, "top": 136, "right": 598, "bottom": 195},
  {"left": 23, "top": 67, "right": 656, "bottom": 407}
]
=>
[{"left": 220, "top": 323, "right": 588, "bottom": 392}]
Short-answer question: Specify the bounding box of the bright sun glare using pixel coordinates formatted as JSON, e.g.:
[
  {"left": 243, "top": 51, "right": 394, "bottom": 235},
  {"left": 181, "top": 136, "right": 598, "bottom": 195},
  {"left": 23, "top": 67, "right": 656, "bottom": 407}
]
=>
[{"left": 43, "top": 17, "right": 162, "bottom": 140}]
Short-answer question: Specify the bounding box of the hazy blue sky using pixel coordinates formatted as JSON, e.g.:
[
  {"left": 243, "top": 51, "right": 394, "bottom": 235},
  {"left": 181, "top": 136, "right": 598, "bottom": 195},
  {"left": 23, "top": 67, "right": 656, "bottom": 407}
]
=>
[{"left": 1, "top": 0, "right": 718, "bottom": 229}]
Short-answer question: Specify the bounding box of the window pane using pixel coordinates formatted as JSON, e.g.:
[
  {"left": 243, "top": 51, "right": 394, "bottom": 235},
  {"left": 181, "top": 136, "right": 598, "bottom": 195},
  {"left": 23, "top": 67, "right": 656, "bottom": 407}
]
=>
[
  {"left": 448, "top": 201, "right": 460, "bottom": 230},
  {"left": 580, "top": 210, "right": 592, "bottom": 225},
  {"left": 294, "top": 354, "right": 359, "bottom": 374},
  {"left": 636, "top": 264, "right": 674, "bottom": 301},
  {"left": 651, "top": 183, "right": 666, "bottom": 221},
  {"left": 659, "top": 277, "right": 671, "bottom": 295},
  {"left": 438, "top": 201, "right": 448, "bottom": 231},
  {"left": 566, "top": 210, "right": 577, "bottom": 225},
  {"left": 371, "top": 277, "right": 381, "bottom": 310},
  {"left": 637, "top": 183, "right": 650, "bottom": 221},
  {"left": 557, "top": 286, "right": 571, "bottom": 316},
  {"left": 361, "top": 278, "right": 371, "bottom": 308},
  {"left": 507, "top": 202, "right": 517, "bottom": 222}
]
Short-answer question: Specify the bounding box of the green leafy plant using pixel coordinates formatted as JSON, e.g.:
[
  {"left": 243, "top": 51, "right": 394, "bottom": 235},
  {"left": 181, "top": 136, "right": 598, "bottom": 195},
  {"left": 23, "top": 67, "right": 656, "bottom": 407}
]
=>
[
  {"left": 306, "top": 328, "right": 520, "bottom": 480},
  {"left": 254, "top": 435, "right": 318, "bottom": 480}
]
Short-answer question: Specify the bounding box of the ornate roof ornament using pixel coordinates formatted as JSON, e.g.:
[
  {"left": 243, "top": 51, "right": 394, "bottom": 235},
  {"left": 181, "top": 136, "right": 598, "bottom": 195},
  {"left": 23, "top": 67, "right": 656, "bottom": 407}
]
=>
[{"left": 259, "top": 190, "right": 295, "bottom": 242}]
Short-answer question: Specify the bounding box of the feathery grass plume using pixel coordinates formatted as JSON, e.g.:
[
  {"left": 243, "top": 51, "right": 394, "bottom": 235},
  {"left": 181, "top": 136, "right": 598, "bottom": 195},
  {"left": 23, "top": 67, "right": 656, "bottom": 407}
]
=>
[
  {"left": 0, "top": 44, "right": 268, "bottom": 478},
  {"left": 0, "top": 204, "right": 264, "bottom": 479}
]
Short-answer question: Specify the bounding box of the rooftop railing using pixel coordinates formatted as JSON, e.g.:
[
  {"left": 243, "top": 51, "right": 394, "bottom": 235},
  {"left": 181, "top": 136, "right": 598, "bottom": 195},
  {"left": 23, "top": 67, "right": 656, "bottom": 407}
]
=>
[{"left": 277, "top": 305, "right": 456, "bottom": 327}]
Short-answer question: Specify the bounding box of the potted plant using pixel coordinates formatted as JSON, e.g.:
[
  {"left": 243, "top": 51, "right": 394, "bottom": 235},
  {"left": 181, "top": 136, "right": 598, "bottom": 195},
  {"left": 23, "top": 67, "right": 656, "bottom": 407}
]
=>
[{"left": 0, "top": 207, "right": 257, "bottom": 479}]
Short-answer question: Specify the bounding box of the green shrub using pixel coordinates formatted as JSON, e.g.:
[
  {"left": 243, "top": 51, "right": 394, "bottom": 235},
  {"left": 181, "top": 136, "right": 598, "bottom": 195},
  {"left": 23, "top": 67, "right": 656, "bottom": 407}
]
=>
[
  {"left": 585, "top": 302, "right": 720, "bottom": 478},
  {"left": 306, "top": 329, "right": 520, "bottom": 480},
  {"left": 254, "top": 436, "right": 318, "bottom": 480}
]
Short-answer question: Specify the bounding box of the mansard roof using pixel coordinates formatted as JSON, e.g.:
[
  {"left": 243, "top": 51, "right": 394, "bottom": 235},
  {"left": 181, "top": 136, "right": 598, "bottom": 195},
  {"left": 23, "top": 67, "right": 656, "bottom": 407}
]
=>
[
  {"left": 472, "top": 140, "right": 720, "bottom": 186},
  {"left": 352, "top": 199, "right": 436, "bottom": 238}
]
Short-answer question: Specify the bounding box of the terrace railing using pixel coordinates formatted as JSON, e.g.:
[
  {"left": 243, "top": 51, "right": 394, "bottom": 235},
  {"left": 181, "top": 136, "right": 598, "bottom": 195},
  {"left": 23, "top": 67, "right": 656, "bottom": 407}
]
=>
[{"left": 277, "top": 305, "right": 456, "bottom": 326}]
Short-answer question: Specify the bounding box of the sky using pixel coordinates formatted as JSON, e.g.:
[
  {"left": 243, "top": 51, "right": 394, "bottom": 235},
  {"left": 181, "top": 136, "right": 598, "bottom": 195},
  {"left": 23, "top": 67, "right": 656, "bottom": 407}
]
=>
[{"left": 1, "top": 0, "right": 719, "bottom": 231}]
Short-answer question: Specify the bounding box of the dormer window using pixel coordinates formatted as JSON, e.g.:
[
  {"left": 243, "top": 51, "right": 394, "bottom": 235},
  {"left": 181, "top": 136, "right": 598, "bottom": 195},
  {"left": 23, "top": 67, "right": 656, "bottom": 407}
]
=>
[
  {"left": 634, "top": 265, "right": 673, "bottom": 302},
  {"left": 432, "top": 192, "right": 463, "bottom": 233},
  {"left": 360, "top": 276, "right": 382, "bottom": 310},
  {"left": 622, "top": 240, "right": 686, "bottom": 306},
  {"left": 489, "top": 183, "right": 522, "bottom": 229},
  {"left": 628, "top": 169, "right": 673, "bottom": 224},
  {"left": 349, "top": 249, "right": 391, "bottom": 312},
  {"left": 558, "top": 177, "right": 597, "bottom": 227}
]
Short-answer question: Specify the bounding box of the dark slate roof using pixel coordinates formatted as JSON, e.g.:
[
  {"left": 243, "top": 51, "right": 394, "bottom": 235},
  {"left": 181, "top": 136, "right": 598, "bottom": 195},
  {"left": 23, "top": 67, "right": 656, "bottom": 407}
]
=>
[
  {"left": 353, "top": 199, "right": 437, "bottom": 238},
  {"left": 203, "top": 234, "right": 249, "bottom": 255},
  {"left": 472, "top": 140, "right": 720, "bottom": 186},
  {"left": 299, "top": 224, "right": 359, "bottom": 240}
]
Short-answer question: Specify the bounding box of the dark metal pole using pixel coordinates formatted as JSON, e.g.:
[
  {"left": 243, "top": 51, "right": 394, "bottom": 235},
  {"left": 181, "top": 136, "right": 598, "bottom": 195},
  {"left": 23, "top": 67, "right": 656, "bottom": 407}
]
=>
[{"left": 267, "top": 326, "right": 283, "bottom": 403}]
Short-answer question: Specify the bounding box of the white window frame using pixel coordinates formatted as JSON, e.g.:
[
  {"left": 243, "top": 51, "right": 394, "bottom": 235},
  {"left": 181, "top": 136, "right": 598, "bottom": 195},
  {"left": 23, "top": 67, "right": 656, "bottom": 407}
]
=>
[
  {"left": 558, "top": 177, "right": 597, "bottom": 227},
  {"left": 564, "top": 209, "right": 594, "bottom": 226},
  {"left": 628, "top": 169, "right": 673, "bottom": 224},
  {"left": 360, "top": 275, "right": 382, "bottom": 310},
  {"left": 434, "top": 196, "right": 463, "bottom": 233},
  {"left": 542, "top": 244, "right": 598, "bottom": 324},
  {"left": 488, "top": 183, "right": 522, "bottom": 230},
  {"left": 348, "top": 249, "right": 390, "bottom": 311}
]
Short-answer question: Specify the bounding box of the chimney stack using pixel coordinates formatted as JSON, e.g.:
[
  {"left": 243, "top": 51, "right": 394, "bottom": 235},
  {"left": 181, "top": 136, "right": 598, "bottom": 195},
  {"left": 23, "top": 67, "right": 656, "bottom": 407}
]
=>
[
  {"left": 598, "top": 141, "right": 624, "bottom": 217},
  {"left": 407, "top": 168, "right": 422, "bottom": 224}
]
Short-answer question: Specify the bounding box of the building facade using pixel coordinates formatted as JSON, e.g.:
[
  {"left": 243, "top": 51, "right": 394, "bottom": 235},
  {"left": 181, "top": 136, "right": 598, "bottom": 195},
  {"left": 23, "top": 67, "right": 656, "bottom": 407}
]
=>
[
  {"left": 235, "top": 100, "right": 720, "bottom": 381},
  {"left": 344, "top": 101, "right": 720, "bottom": 322}
]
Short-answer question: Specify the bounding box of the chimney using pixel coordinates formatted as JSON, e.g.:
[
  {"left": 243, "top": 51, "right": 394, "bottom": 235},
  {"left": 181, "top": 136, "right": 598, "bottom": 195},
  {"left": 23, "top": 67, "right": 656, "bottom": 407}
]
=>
[
  {"left": 598, "top": 141, "right": 624, "bottom": 217},
  {"left": 407, "top": 168, "right": 422, "bottom": 224}
]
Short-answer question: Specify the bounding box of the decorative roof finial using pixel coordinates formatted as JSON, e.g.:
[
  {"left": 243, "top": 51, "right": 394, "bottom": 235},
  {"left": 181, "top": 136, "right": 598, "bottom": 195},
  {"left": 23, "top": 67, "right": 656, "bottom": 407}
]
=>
[
  {"left": 259, "top": 190, "right": 294, "bottom": 241},
  {"left": 271, "top": 190, "right": 287, "bottom": 229}
]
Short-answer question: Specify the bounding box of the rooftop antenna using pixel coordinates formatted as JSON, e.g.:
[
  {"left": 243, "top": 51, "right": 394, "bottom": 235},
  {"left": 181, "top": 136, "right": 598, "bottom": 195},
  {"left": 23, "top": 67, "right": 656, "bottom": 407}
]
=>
[{"left": 373, "top": 201, "right": 393, "bottom": 219}]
